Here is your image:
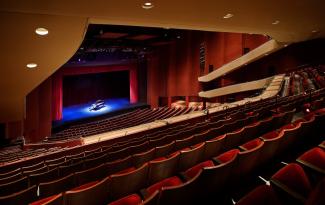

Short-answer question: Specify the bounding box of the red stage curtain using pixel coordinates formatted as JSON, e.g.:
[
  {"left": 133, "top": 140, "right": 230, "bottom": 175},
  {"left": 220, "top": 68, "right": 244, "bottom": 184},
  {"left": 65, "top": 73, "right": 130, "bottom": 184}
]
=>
[{"left": 52, "top": 71, "right": 63, "bottom": 121}]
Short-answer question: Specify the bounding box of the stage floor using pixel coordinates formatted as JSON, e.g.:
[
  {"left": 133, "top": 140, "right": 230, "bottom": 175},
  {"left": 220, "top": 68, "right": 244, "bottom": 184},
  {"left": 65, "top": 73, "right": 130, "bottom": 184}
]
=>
[{"left": 61, "top": 98, "right": 130, "bottom": 124}]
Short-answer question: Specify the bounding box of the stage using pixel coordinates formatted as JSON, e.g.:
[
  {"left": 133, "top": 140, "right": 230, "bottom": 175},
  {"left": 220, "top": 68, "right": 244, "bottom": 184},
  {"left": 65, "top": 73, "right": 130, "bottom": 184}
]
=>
[{"left": 52, "top": 98, "right": 149, "bottom": 133}]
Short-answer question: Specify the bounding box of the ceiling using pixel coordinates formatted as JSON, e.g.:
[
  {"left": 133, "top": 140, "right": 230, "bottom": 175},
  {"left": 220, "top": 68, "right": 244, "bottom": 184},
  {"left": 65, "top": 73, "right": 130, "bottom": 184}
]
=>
[
  {"left": 66, "top": 24, "right": 184, "bottom": 65},
  {"left": 0, "top": 0, "right": 324, "bottom": 122}
]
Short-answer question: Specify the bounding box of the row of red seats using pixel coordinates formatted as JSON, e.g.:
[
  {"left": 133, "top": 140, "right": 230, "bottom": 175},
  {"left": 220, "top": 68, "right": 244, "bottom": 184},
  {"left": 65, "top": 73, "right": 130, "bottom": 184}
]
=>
[
  {"left": 0, "top": 105, "right": 296, "bottom": 204},
  {"left": 54, "top": 107, "right": 192, "bottom": 139},
  {"left": 236, "top": 143, "right": 325, "bottom": 205}
]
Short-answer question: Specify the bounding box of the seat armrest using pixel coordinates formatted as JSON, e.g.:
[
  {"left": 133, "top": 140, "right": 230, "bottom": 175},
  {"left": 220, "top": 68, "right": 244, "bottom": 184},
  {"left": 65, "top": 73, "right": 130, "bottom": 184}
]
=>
[
  {"left": 139, "top": 188, "right": 149, "bottom": 199},
  {"left": 212, "top": 157, "right": 222, "bottom": 165},
  {"left": 239, "top": 146, "right": 247, "bottom": 151},
  {"left": 177, "top": 172, "right": 190, "bottom": 182}
]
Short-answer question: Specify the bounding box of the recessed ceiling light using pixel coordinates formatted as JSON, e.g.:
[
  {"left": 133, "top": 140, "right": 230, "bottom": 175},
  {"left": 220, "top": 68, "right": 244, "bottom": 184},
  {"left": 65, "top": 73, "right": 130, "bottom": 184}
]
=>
[
  {"left": 223, "top": 13, "right": 234, "bottom": 19},
  {"left": 27, "top": 63, "right": 37, "bottom": 68},
  {"left": 272, "top": 20, "right": 280, "bottom": 25},
  {"left": 142, "top": 2, "right": 154, "bottom": 9},
  {"left": 311, "top": 30, "right": 318, "bottom": 33},
  {"left": 264, "top": 53, "right": 269, "bottom": 56},
  {"left": 35, "top": 28, "right": 49, "bottom": 36},
  {"left": 284, "top": 44, "right": 288, "bottom": 47}
]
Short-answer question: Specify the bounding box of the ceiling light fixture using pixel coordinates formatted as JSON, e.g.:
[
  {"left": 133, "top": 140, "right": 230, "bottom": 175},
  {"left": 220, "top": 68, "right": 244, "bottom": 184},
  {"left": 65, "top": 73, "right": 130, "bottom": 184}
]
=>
[
  {"left": 264, "top": 53, "right": 269, "bottom": 56},
  {"left": 27, "top": 63, "right": 37, "bottom": 68},
  {"left": 272, "top": 20, "right": 280, "bottom": 25},
  {"left": 284, "top": 44, "right": 288, "bottom": 47},
  {"left": 311, "top": 30, "right": 318, "bottom": 33},
  {"left": 223, "top": 13, "right": 234, "bottom": 19},
  {"left": 142, "top": 2, "right": 154, "bottom": 9},
  {"left": 35, "top": 28, "right": 49, "bottom": 36}
]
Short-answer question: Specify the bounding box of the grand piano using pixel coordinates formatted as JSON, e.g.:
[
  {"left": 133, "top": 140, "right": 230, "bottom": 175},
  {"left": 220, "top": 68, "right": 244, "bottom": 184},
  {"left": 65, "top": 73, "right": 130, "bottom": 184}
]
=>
[{"left": 89, "top": 99, "right": 105, "bottom": 111}]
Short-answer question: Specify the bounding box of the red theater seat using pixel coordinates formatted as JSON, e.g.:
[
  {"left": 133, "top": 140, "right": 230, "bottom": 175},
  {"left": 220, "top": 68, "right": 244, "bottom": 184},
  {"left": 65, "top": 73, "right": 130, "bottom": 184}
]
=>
[
  {"left": 146, "top": 176, "right": 183, "bottom": 196},
  {"left": 110, "top": 163, "right": 148, "bottom": 201},
  {"left": 240, "top": 138, "right": 263, "bottom": 151},
  {"left": 70, "top": 181, "right": 99, "bottom": 191},
  {"left": 214, "top": 149, "right": 240, "bottom": 164},
  {"left": 178, "top": 142, "right": 206, "bottom": 171},
  {"left": 65, "top": 177, "right": 110, "bottom": 205},
  {"left": 30, "top": 193, "right": 63, "bottom": 205},
  {"left": 305, "top": 177, "right": 325, "bottom": 205},
  {"left": 183, "top": 160, "right": 214, "bottom": 179},
  {"left": 158, "top": 171, "right": 201, "bottom": 205},
  {"left": 261, "top": 131, "right": 279, "bottom": 140},
  {"left": 236, "top": 185, "right": 282, "bottom": 205},
  {"left": 235, "top": 139, "right": 264, "bottom": 176},
  {"left": 271, "top": 163, "right": 312, "bottom": 202},
  {"left": 297, "top": 147, "right": 325, "bottom": 174},
  {"left": 108, "top": 194, "right": 142, "bottom": 205},
  {"left": 0, "top": 185, "right": 37, "bottom": 205},
  {"left": 203, "top": 134, "right": 225, "bottom": 160},
  {"left": 278, "top": 123, "right": 296, "bottom": 132}
]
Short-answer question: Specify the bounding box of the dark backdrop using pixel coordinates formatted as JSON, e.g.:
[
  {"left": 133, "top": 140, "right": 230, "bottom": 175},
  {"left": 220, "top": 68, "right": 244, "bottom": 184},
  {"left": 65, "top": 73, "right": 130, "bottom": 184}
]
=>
[{"left": 63, "top": 71, "right": 130, "bottom": 107}]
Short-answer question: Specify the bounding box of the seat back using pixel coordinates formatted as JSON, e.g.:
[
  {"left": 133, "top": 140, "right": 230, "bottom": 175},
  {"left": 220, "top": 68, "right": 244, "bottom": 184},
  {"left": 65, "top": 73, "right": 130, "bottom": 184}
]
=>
[
  {"left": 270, "top": 163, "right": 312, "bottom": 203},
  {"left": 203, "top": 135, "right": 225, "bottom": 160},
  {"left": 74, "top": 164, "right": 107, "bottom": 186},
  {"left": 110, "top": 163, "right": 148, "bottom": 201},
  {"left": 0, "top": 168, "right": 21, "bottom": 179},
  {"left": 235, "top": 139, "right": 264, "bottom": 176},
  {"left": 64, "top": 177, "right": 110, "bottom": 205},
  {"left": 107, "top": 146, "right": 132, "bottom": 162},
  {"left": 106, "top": 156, "right": 133, "bottom": 176},
  {"left": 240, "top": 122, "right": 260, "bottom": 143},
  {"left": 59, "top": 161, "right": 84, "bottom": 177},
  {"left": 142, "top": 190, "right": 159, "bottom": 205},
  {"left": 133, "top": 148, "right": 156, "bottom": 168},
  {"left": 0, "top": 172, "right": 23, "bottom": 185},
  {"left": 22, "top": 161, "right": 45, "bottom": 172},
  {"left": 175, "top": 136, "right": 195, "bottom": 151},
  {"left": 0, "top": 185, "right": 37, "bottom": 205},
  {"left": 0, "top": 176, "right": 29, "bottom": 196},
  {"left": 179, "top": 143, "right": 205, "bottom": 171},
  {"left": 148, "top": 153, "right": 180, "bottom": 185},
  {"left": 259, "top": 132, "right": 282, "bottom": 163},
  {"left": 198, "top": 153, "right": 237, "bottom": 197},
  {"left": 29, "top": 167, "right": 59, "bottom": 186},
  {"left": 277, "top": 124, "right": 301, "bottom": 153},
  {"left": 236, "top": 185, "right": 282, "bottom": 205},
  {"left": 39, "top": 173, "right": 75, "bottom": 198},
  {"left": 83, "top": 153, "right": 108, "bottom": 169},
  {"left": 158, "top": 171, "right": 201, "bottom": 205},
  {"left": 155, "top": 141, "right": 175, "bottom": 158},
  {"left": 45, "top": 157, "right": 66, "bottom": 166},
  {"left": 224, "top": 128, "right": 244, "bottom": 150}
]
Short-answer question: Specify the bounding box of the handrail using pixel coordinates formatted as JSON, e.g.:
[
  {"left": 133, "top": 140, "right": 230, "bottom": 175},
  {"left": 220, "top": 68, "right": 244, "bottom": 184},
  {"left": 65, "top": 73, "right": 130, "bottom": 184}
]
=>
[
  {"left": 198, "top": 76, "right": 273, "bottom": 98},
  {"left": 198, "top": 40, "right": 283, "bottom": 82}
]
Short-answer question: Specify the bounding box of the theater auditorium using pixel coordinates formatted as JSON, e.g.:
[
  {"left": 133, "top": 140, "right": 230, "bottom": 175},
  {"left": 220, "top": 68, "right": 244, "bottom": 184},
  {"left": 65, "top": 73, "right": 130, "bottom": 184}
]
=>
[{"left": 0, "top": 1, "right": 325, "bottom": 205}]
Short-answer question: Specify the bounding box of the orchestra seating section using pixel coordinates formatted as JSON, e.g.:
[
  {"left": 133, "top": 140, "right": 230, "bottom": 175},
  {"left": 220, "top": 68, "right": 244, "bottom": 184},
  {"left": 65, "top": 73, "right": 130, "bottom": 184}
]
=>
[
  {"left": 53, "top": 107, "right": 194, "bottom": 140},
  {"left": 0, "top": 66, "right": 324, "bottom": 205}
]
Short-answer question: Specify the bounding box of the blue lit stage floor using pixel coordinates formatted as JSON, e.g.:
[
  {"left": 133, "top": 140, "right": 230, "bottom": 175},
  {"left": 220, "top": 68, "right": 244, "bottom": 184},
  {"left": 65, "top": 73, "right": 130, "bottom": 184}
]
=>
[
  {"left": 62, "top": 98, "right": 130, "bottom": 123},
  {"left": 52, "top": 98, "right": 149, "bottom": 133}
]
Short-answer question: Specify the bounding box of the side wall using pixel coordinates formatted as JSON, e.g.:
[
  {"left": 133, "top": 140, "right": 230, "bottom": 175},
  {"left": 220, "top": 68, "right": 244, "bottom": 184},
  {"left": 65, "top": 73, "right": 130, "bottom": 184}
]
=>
[{"left": 25, "top": 77, "right": 52, "bottom": 143}]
